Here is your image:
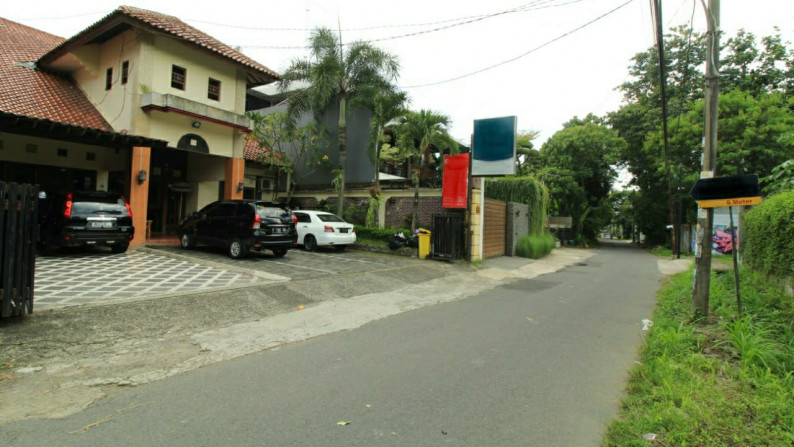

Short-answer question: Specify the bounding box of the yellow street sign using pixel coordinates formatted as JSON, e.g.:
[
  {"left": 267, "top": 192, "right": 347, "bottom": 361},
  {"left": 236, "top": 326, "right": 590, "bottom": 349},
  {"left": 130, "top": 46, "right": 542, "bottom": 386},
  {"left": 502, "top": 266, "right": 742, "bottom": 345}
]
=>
[{"left": 696, "top": 196, "right": 762, "bottom": 208}]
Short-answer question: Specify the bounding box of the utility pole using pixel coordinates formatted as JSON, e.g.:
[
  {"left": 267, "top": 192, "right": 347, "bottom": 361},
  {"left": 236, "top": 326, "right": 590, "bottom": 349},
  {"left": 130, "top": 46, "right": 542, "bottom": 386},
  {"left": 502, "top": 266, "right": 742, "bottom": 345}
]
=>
[
  {"left": 692, "top": 0, "right": 720, "bottom": 317},
  {"left": 652, "top": 0, "right": 676, "bottom": 258}
]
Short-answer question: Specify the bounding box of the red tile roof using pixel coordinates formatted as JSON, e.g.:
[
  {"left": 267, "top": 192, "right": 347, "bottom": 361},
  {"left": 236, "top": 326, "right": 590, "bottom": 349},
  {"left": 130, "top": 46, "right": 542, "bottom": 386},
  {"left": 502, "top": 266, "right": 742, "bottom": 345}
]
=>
[
  {"left": 40, "top": 6, "right": 278, "bottom": 85},
  {"left": 243, "top": 136, "right": 271, "bottom": 161},
  {"left": 0, "top": 17, "right": 113, "bottom": 131}
]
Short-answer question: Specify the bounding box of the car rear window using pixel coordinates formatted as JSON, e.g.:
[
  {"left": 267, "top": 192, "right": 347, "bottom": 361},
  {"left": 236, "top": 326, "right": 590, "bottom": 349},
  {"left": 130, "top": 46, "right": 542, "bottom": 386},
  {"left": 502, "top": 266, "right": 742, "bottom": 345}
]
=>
[
  {"left": 255, "top": 204, "right": 290, "bottom": 219},
  {"left": 317, "top": 213, "right": 345, "bottom": 223},
  {"left": 71, "top": 196, "right": 127, "bottom": 214}
]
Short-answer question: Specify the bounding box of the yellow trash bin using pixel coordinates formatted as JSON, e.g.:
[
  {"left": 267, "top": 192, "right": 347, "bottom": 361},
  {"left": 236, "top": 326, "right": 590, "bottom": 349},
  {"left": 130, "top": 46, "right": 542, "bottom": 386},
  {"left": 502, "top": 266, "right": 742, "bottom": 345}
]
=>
[{"left": 417, "top": 228, "right": 431, "bottom": 260}]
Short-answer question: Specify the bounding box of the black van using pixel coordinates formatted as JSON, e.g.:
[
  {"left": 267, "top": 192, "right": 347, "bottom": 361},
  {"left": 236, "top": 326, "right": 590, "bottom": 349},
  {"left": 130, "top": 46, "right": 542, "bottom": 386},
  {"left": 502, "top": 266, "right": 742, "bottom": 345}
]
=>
[
  {"left": 177, "top": 200, "right": 297, "bottom": 259},
  {"left": 38, "top": 191, "right": 135, "bottom": 254}
]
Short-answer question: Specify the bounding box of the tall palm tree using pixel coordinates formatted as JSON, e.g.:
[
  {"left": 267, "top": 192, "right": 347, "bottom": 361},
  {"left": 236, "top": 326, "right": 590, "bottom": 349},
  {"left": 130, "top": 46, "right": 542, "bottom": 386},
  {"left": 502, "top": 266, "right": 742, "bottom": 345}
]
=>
[
  {"left": 279, "top": 27, "right": 399, "bottom": 216},
  {"left": 361, "top": 88, "right": 409, "bottom": 192},
  {"left": 396, "top": 109, "right": 459, "bottom": 231}
]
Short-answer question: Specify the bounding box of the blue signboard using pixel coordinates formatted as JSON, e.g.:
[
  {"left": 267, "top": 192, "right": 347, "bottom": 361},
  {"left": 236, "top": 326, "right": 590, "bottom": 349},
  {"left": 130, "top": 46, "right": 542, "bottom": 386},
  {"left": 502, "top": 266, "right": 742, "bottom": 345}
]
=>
[{"left": 472, "top": 116, "right": 516, "bottom": 176}]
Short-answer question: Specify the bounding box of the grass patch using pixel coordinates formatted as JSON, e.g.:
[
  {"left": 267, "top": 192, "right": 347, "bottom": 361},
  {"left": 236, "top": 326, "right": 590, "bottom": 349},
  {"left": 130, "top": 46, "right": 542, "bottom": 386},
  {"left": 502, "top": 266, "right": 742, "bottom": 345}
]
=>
[
  {"left": 602, "top": 268, "right": 794, "bottom": 446},
  {"left": 515, "top": 233, "right": 556, "bottom": 259}
]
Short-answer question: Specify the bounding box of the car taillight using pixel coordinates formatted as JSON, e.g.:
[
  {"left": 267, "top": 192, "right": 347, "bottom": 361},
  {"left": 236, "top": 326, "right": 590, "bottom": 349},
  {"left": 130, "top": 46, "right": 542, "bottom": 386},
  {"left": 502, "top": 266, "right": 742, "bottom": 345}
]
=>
[
  {"left": 122, "top": 196, "right": 133, "bottom": 218},
  {"left": 252, "top": 213, "right": 261, "bottom": 230},
  {"left": 63, "top": 193, "right": 73, "bottom": 218},
  {"left": 292, "top": 215, "right": 298, "bottom": 226},
  {"left": 352, "top": 226, "right": 356, "bottom": 233},
  {"left": 324, "top": 225, "right": 334, "bottom": 233}
]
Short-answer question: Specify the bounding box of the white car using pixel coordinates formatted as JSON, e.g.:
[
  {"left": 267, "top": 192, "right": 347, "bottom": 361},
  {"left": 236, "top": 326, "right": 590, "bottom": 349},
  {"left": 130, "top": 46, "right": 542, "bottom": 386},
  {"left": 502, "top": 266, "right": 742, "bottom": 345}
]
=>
[{"left": 293, "top": 210, "right": 356, "bottom": 251}]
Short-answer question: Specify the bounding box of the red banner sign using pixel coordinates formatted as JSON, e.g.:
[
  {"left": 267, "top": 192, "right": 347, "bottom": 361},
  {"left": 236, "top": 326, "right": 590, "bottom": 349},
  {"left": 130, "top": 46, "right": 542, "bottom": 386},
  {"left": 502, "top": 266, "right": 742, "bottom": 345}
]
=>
[{"left": 442, "top": 154, "right": 469, "bottom": 208}]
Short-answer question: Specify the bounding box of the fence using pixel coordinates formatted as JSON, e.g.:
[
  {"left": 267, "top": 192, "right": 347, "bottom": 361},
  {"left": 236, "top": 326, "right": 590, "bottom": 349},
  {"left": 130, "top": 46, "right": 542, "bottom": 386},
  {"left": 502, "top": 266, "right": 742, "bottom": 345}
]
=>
[
  {"left": 432, "top": 213, "right": 465, "bottom": 260},
  {"left": 0, "top": 182, "right": 38, "bottom": 318}
]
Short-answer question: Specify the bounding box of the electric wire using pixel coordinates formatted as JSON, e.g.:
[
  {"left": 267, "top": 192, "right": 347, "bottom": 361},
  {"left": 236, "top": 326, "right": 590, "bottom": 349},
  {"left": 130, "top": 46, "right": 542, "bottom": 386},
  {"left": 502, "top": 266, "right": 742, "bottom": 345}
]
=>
[
  {"left": 238, "top": 0, "right": 587, "bottom": 50},
  {"left": 401, "top": 0, "right": 636, "bottom": 89},
  {"left": 190, "top": 0, "right": 585, "bottom": 32}
]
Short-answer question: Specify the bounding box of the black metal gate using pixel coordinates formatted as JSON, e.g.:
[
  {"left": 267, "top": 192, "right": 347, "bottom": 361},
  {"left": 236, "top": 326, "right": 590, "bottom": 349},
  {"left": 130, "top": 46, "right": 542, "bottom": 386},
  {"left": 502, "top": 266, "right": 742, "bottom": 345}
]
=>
[
  {"left": 432, "top": 213, "right": 464, "bottom": 260},
  {"left": 0, "top": 182, "right": 38, "bottom": 318}
]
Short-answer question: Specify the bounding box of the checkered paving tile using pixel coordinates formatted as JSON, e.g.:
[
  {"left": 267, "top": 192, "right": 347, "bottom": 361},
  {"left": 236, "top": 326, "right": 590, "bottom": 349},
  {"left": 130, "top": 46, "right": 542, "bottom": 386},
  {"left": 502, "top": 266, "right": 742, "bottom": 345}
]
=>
[{"left": 34, "top": 250, "right": 266, "bottom": 309}]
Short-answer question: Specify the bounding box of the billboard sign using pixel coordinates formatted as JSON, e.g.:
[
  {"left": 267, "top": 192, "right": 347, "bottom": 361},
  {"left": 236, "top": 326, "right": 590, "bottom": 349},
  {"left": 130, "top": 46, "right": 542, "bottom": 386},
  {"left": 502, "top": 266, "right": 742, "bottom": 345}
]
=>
[{"left": 472, "top": 116, "right": 516, "bottom": 177}]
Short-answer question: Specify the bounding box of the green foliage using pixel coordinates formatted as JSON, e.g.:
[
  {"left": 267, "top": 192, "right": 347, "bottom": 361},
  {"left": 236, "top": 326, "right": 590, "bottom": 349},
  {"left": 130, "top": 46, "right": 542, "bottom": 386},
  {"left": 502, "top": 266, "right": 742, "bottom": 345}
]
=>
[
  {"left": 279, "top": 26, "right": 400, "bottom": 215},
  {"left": 603, "top": 269, "right": 794, "bottom": 446},
  {"left": 485, "top": 176, "right": 549, "bottom": 235},
  {"left": 394, "top": 108, "right": 459, "bottom": 231},
  {"left": 761, "top": 159, "right": 794, "bottom": 194},
  {"left": 539, "top": 120, "right": 625, "bottom": 240},
  {"left": 365, "top": 194, "right": 381, "bottom": 227},
  {"left": 355, "top": 225, "right": 410, "bottom": 242},
  {"left": 515, "top": 233, "right": 556, "bottom": 259},
  {"left": 246, "top": 111, "right": 328, "bottom": 200},
  {"left": 515, "top": 130, "right": 541, "bottom": 175},
  {"left": 342, "top": 203, "right": 367, "bottom": 226},
  {"left": 742, "top": 190, "right": 794, "bottom": 279},
  {"left": 331, "top": 169, "right": 344, "bottom": 194},
  {"left": 610, "top": 27, "right": 794, "bottom": 246}
]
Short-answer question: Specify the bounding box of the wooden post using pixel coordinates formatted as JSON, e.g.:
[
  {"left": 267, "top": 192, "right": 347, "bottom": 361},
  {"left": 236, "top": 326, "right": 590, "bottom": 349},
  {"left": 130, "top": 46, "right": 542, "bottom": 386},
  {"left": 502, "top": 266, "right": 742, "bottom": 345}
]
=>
[{"left": 692, "top": 0, "right": 720, "bottom": 317}]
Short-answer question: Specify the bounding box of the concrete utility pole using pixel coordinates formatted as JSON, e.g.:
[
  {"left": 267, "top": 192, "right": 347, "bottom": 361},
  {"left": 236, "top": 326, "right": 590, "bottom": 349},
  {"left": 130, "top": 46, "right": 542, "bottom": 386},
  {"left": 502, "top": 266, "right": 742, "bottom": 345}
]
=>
[{"left": 692, "top": 0, "right": 720, "bottom": 317}]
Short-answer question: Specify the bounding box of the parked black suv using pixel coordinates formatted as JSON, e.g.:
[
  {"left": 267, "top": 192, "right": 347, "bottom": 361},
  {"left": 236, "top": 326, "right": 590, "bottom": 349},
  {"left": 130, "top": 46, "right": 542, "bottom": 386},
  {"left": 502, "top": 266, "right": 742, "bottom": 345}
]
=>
[
  {"left": 38, "top": 191, "right": 135, "bottom": 254},
  {"left": 178, "top": 200, "right": 298, "bottom": 259}
]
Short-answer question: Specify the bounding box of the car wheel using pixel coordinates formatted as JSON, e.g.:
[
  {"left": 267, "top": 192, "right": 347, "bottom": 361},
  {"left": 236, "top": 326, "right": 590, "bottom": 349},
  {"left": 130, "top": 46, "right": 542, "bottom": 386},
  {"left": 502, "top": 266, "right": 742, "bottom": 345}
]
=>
[
  {"left": 179, "top": 232, "right": 195, "bottom": 249},
  {"left": 272, "top": 247, "right": 287, "bottom": 258},
  {"left": 304, "top": 235, "right": 318, "bottom": 252},
  {"left": 334, "top": 245, "right": 347, "bottom": 251},
  {"left": 228, "top": 238, "right": 247, "bottom": 259},
  {"left": 111, "top": 244, "right": 128, "bottom": 254}
]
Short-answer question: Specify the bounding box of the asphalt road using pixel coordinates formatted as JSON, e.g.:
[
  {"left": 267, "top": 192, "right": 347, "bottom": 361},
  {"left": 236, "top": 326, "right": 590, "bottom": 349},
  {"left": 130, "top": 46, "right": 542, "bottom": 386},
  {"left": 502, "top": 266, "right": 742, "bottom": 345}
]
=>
[{"left": 1, "top": 241, "right": 660, "bottom": 446}]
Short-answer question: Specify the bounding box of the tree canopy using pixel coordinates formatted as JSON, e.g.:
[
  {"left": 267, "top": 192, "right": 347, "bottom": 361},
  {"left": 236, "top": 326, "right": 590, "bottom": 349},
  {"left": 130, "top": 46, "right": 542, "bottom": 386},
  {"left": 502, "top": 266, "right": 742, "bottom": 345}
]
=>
[{"left": 279, "top": 27, "right": 399, "bottom": 214}]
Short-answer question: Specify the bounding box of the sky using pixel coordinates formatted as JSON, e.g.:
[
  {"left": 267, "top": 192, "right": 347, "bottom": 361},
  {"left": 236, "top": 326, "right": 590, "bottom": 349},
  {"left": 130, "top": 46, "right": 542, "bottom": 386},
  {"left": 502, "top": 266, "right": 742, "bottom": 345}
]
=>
[{"left": 3, "top": 0, "right": 793, "bottom": 148}]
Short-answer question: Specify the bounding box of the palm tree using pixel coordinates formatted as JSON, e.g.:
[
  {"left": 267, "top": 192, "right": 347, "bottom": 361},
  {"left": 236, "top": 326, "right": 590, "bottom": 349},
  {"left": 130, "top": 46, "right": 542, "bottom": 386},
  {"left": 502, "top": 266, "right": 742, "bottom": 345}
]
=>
[
  {"left": 396, "top": 109, "right": 459, "bottom": 231},
  {"left": 279, "top": 27, "right": 399, "bottom": 216},
  {"left": 363, "top": 89, "right": 409, "bottom": 192}
]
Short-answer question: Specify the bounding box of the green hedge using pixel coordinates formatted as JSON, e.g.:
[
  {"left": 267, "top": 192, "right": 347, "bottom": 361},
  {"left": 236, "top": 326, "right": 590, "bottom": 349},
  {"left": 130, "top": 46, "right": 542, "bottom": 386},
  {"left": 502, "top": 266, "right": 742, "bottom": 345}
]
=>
[
  {"left": 742, "top": 190, "right": 794, "bottom": 278},
  {"left": 515, "top": 233, "right": 556, "bottom": 259},
  {"left": 485, "top": 176, "right": 549, "bottom": 235},
  {"left": 355, "top": 225, "right": 411, "bottom": 242}
]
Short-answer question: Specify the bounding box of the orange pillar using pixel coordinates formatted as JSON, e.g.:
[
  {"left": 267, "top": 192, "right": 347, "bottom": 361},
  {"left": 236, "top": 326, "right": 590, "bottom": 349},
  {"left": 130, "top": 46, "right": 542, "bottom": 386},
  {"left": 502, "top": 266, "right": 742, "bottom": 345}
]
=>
[
  {"left": 224, "top": 157, "right": 245, "bottom": 200},
  {"left": 129, "top": 146, "right": 151, "bottom": 248}
]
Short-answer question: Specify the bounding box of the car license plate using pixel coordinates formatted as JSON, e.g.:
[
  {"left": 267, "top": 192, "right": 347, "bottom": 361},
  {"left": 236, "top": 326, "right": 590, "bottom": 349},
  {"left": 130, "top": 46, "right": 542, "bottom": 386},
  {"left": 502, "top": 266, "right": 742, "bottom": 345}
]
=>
[
  {"left": 273, "top": 227, "right": 285, "bottom": 234},
  {"left": 339, "top": 228, "right": 348, "bottom": 233},
  {"left": 89, "top": 221, "right": 114, "bottom": 228}
]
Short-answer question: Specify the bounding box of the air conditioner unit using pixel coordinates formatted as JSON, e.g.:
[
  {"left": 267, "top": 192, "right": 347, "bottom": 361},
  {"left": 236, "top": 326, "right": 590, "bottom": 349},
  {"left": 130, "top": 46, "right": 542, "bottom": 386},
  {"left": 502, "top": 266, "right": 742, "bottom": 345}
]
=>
[{"left": 258, "top": 178, "right": 273, "bottom": 190}]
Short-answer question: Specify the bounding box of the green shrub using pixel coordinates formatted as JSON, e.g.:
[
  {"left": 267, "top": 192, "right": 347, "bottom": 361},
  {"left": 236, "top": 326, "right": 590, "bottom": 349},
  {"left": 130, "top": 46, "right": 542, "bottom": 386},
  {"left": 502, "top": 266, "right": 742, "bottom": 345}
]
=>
[
  {"left": 355, "top": 226, "right": 410, "bottom": 242},
  {"left": 742, "top": 190, "right": 794, "bottom": 278},
  {"left": 515, "top": 233, "right": 556, "bottom": 259},
  {"left": 485, "top": 176, "right": 550, "bottom": 235}
]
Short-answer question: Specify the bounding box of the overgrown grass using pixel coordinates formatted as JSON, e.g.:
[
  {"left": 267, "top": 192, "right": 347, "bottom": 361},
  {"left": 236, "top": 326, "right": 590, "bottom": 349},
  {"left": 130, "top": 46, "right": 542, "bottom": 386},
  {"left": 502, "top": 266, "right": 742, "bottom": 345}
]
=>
[
  {"left": 602, "top": 268, "right": 794, "bottom": 446},
  {"left": 515, "top": 233, "right": 556, "bottom": 259},
  {"left": 354, "top": 226, "right": 411, "bottom": 246}
]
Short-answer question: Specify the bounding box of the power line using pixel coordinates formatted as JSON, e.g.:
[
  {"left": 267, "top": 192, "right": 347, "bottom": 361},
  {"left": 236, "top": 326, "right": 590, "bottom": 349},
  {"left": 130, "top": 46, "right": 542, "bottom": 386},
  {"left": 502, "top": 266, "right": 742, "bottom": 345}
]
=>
[
  {"left": 238, "top": 0, "right": 587, "bottom": 50},
  {"left": 401, "top": 0, "right": 637, "bottom": 89},
  {"left": 191, "top": 0, "right": 584, "bottom": 32}
]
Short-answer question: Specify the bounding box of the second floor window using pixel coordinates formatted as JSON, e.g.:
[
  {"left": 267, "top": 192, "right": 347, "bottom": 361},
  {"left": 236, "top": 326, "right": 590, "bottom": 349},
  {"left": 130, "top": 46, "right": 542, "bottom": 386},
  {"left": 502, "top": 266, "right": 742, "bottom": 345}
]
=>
[
  {"left": 208, "top": 78, "right": 221, "bottom": 101},
  {"left": 171, "top": 65, "right": 186, "bottom": 90},
  {"left": 121, "top": 61, "right": 129, "bottom": 85},
  {"left": 105, "top": 67, "right": 113, "bottom": 90}
]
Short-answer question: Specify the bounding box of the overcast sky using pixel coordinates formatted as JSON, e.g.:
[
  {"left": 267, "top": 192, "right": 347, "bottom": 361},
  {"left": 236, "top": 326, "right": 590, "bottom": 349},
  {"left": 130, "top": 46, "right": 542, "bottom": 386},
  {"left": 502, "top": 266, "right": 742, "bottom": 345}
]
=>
[{"left": 4, "top": 0, "right": 793, "bottom": 146}]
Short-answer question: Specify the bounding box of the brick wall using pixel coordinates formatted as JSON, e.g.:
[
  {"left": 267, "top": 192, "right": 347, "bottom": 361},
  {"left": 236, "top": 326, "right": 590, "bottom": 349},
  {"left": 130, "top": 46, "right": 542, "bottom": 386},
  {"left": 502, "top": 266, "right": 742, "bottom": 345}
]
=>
[{"left": 385, "top": 195, "right": 444, "bottom": 229}]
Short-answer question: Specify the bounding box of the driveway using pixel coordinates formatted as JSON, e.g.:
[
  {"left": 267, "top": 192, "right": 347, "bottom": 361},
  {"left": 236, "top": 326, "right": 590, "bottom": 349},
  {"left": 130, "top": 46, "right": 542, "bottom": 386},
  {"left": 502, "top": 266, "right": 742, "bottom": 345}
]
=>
[{"left": 33, "top": 244, "right": 412, "bottom": 311}]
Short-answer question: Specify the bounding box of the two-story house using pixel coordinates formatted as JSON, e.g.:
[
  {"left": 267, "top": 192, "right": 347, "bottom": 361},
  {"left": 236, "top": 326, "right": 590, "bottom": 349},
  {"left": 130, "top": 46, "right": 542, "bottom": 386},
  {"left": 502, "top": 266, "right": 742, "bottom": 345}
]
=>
[{"left": 0, "top": 6, "right": 279, "bottom": 245}]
